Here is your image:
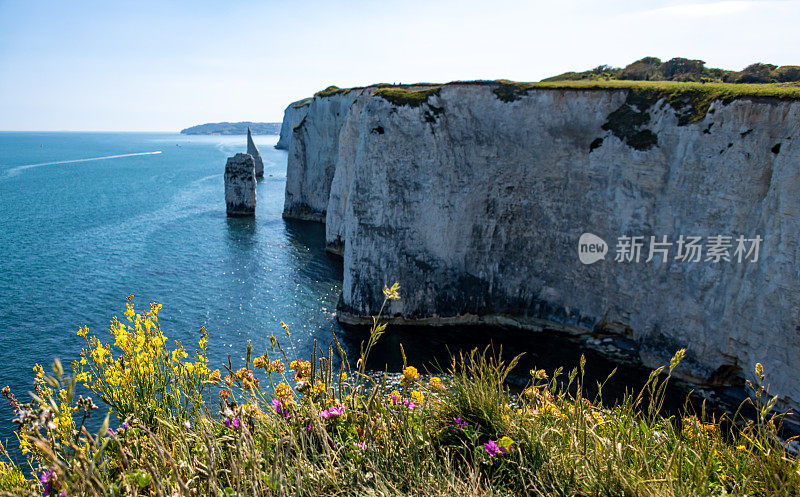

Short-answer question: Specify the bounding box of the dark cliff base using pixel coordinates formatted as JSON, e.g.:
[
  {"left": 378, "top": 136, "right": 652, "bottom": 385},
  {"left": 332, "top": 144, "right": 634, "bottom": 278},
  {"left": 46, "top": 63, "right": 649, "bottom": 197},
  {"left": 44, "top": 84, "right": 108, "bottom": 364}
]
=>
[{"left": 337, "top": 319, "right": 798, "bottom": 435}]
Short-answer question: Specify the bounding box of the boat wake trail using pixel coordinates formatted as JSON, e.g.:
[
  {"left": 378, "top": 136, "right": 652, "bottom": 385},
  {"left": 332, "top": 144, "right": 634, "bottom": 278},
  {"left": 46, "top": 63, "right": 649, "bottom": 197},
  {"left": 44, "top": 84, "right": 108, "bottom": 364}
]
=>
[{"left": 4, "top": 151, "right": 163, "bottom": 177}]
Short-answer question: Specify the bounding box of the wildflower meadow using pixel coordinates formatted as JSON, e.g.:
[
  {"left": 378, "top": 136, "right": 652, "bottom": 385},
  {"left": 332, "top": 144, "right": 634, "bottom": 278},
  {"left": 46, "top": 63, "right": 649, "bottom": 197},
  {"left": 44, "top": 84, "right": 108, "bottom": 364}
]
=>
[{"left": 1, "top": 284, "right": 798, "bottom": 496}]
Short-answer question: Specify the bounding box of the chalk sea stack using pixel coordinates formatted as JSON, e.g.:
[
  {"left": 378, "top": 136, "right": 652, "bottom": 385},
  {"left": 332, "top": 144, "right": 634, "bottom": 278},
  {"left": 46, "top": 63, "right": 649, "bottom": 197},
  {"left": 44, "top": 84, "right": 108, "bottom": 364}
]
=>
[
  {"left": 247, "top": 127, "right": 264, "bottom": 178},
  {"left": 224, "top": 153, "right": 256, "bottom": 217}
]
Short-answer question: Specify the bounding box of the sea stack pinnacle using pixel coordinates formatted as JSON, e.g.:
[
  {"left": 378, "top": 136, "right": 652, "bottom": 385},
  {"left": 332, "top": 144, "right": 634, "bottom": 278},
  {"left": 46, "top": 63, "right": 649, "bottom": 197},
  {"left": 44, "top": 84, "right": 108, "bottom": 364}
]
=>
[
  {"left": 224, "top": 153, "right": 256, "bottom": 217},
  {"left": 246, "top": 127, "right": 264, "bottom": 178}
]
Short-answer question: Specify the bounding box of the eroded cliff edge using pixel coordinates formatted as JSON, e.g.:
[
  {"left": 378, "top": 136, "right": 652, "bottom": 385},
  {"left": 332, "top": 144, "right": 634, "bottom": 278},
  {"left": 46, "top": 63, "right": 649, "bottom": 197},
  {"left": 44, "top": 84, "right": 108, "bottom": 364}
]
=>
[
  {"left": 275, "top": 98, "right": 311, "bottom": 151},
  {"left": 281, "top": 82, "right": 800, "bottom": 412}
]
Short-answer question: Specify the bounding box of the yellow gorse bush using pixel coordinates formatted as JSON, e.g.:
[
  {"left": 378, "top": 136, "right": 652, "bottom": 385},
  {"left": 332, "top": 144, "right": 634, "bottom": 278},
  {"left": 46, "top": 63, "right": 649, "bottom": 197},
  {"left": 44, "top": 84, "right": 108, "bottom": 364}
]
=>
[{"left": 72, "top": 296, "right": 213, "bottom": 425}]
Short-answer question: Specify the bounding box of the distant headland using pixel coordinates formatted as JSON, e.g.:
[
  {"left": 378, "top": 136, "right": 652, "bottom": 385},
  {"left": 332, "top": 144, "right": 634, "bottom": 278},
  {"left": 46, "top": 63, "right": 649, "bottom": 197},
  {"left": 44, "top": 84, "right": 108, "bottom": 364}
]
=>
[{"left": 180, "top": 122, "right": 281, "bottom": 135}]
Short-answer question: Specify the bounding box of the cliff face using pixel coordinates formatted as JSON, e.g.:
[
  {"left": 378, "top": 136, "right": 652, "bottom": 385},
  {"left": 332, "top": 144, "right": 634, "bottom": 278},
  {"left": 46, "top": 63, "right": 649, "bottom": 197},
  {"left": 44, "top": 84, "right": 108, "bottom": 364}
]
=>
[
  {"left": 275, "top": 99, "right": 310, "bottom": 150},
  {"left": 281, "top": 82, "right": 800, "bottom": 410},
  {"left": 283, "top": 90, "right": 372, "bottom": 221}
]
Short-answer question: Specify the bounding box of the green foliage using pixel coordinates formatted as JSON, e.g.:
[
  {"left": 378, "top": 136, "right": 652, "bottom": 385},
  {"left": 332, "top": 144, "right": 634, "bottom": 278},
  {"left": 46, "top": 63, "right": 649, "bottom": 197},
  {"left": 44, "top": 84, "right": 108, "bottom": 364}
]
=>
[
  {"left": 3, "top": 290, "right": 798, "bottom": 496},
  {"left": 313, "top": 86, "right": 348, "bottom": 98},
  {"left": 492, "top": 79, "right": 800, "bottom": 106},
  {"left": 545, "top": 56, "right": 800, "bottom": 84},
  {"left": 292, "top": 97, "right": 313, "bottom": 108},
  {"left": 373, "top": 86, "right": 442, "bottom": 107}
]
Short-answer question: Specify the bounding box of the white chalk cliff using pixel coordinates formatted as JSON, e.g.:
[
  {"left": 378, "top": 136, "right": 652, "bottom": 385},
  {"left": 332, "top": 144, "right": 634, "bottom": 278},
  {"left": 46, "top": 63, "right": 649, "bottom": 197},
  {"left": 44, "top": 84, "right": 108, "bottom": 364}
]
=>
[{"left": 281, "top": 82, "right": 800, "bottom": 412}]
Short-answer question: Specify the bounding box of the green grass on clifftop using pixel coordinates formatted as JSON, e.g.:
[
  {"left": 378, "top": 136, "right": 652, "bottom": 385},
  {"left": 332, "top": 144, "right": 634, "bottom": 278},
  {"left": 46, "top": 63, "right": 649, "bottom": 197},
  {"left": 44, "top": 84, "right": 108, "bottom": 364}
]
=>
[
  {"left": 373, "top": 86, "right": 442, "bottom": 107},
  {"left": 495, "top": 79, "right": 800, "bottom": 127},
  {"left": 497, "top": 79, "right": 800, "bottom": 101},
  {"left": 313, "top": 85, "right": 351, "bottom": 98},
  {"left": 313, "top": 80, "right": 800, "bottom": 117}
]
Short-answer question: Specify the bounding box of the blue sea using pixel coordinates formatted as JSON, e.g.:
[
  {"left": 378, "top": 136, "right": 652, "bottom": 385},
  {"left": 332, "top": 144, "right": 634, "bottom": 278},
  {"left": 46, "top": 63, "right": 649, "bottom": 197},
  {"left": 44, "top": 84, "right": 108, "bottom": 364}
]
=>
[{"left": 0, "top": 132, "right": 347, "bottom": 456}]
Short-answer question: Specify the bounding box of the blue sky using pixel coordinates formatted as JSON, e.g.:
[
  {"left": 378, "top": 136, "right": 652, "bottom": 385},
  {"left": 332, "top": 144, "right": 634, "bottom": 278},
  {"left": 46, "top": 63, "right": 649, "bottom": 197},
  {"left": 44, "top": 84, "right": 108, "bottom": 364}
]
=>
[{"left": 1, "top": 0, "right": 799, "bottom": 131}]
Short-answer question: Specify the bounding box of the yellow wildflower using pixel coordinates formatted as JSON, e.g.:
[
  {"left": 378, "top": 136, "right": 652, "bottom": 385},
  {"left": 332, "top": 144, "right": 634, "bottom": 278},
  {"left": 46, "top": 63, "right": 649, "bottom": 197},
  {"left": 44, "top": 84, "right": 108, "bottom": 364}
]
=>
[
  {"left": 253, "top": 356, "right": 266, "bottom": 369},
  {"left": 269, "top": 359, "right": 285, "bottom": 373},
  {"left": 428, "top": 376, "right": 445, "bottom": 391},
  {"left": 171, "top": 347, "right": 188, "bottom": 363},
  {"left": 537, "top": 402, "right": 566, "bottom": 419},
  {"left": 588, "top": 410, "right": 606, "bottom": 425},
  {"left": 290, "top": 360, "right": 311, "bottom": 381},
  {"left": 209, "top": 369, "right": 221, "bottom": 381},
  {"left": 90, "top": 343, "right": 110, "bottom": 364},
  {"left": 401, "top": 366, "right": 419, "bottom": 384},
  {"left": 275, "top": 382, "right": 293, "bottom": 401},
  {"left": 124, "top": 302, "right": 135, "bottom": 322},
  {"left": 530, "top": 369, "right": 548, "bottom": 380},
  {"left": 411, "top": 390, "right": 424, "bottom": 406},
  {"left": 382, "top": 282, "right": 401, "bottom": 300}
]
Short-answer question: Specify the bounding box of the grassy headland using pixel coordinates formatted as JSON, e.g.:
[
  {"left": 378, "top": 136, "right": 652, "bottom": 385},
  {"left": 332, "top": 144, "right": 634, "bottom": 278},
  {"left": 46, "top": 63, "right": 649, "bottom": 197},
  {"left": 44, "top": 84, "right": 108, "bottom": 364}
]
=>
[{"left": 311, "top": 58, "right": 800, "bottom": 121}]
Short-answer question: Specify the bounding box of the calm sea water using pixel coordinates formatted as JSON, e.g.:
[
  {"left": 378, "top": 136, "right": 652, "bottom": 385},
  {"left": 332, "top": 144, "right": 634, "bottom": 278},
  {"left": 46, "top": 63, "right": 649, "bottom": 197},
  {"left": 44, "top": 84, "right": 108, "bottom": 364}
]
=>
[{"left": 0, "top": 132, "right": 346, "bottom": 455}]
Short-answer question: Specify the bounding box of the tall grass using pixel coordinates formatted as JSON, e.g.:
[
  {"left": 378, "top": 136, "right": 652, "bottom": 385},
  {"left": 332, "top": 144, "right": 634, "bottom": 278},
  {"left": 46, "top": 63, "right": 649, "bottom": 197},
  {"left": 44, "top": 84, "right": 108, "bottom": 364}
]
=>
[{"left": 1, "top": 287, "right": 797, "bottom": 496}]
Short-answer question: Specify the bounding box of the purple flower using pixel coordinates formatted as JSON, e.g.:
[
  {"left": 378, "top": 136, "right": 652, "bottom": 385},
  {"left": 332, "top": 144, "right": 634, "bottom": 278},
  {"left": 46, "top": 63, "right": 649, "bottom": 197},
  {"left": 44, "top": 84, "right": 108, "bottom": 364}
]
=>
[
  {"left": 107, "top": 428, "right": 115, "bottom": 435},
  {"left": 224, "top": 417, "right": 240, "bottom": 428},
  {"left": 40, "top": 470, "right": 54, "bottom": 495},
  {"left": 452, "top": 417, "right": 468, "bottom": 432},
  {"left": 484, "top": 440, "right": 508, "bottom": 458},
  {"left": 272, "top": 399, "right": 290, "bottom": 418},
  {"left": 354, "top": 441, "right": 367, "bottom": 450},
  {"left": 121, "top": 422, "right": 130, "bottom": 430},
  {"left": 320, "top": 406, "right": 346, "bottom": 418},
  {"left": 401, "top": 398, "right": 416, "bottom": 409}
]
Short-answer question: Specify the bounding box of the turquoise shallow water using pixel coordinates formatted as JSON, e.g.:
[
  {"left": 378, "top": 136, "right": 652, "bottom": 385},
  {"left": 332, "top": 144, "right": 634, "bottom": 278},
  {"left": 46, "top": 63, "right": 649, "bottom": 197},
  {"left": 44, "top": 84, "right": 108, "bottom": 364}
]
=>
[{"left": 0, "top": 132, "right": 345, "bottom": 455}]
